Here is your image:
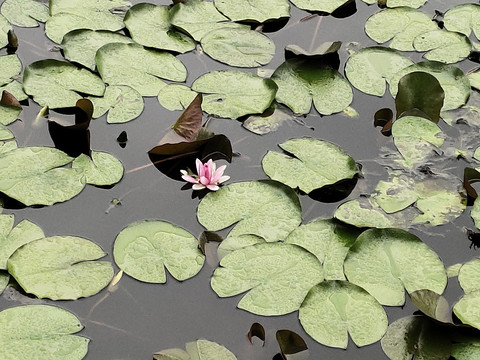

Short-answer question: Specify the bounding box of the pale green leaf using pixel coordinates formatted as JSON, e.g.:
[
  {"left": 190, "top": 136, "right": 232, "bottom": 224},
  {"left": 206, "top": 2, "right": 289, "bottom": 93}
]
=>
[
  {"left": 213, "top": 0, "right": 290, "bottom": 22},
  {"left": 113, "top": 220, "right": 204, "bottom": 283},
  {"left": 0, "top": 81, "right": 27, "bottom": 102},
  {"left": 89, "top": 85, "right": 143, "bottom": 124},
  {"left": 0, "top": 102, "right": 21, "bottom": 126},
  {"left": 0, "top": 14, "right": 10, "bottom": 49},
  {"left": 385, "top": 0, "right": 426, "bottom": 8},
  {"left": 72, "top": 151, "right": 124, "bottom": 186},
  {"left": 299, "top": 281, "right": 388, "bottom": 348},
  {"left": 0, "top": 147, "right": 86, "bottom": 206},
  {"left": 242, "top": 105, "right": 292, "bottom": 135},
  {"left": 0, "top": 305, "right": 89, "bottom": 359},
  {"left": 444, "top": 4, "right": 480, "bottom": 40},
  {"left": 0, "top": 124, "right": 14, "bottom": 141},
  {"left": 124, "top": 3, "right": 195, "bottom": 54},
  {"left": 290, "top": 0, "right": 351, "bottom": 13},
  {"left": 23, "top": 60, "right": 105, "bottom": 108},
  {"left": 0, "top": 0, "right": 49, "bottom": 27},
  {"left": 458, "top": 259, "right": 480, "bottom": 294},
  {"left": 414, "top": 30, "right": 472, "bottom": 64},
  {"left": 170, "top": 0, "right": 247, "bottom": 41},
  {"left": 345, "top": 47, "right": 414, "bottom": 96},
  {"left": 373, "top": 177, "right": 418, "bottom": 213},
  {"left": 469, "top": 71, "right": 480, "bottom": 91},
  {"left": 452, "top": 342, "right": 480, "bottom": 360},
  {"left": 262, "top": 137, "right": 359, "bottom": 193},
  {"left": 62, "top": 29, "right": 134, "bottom": 71},
  {"left": 365, "top": 7, "right": 437, "bottom": 51},
  {"left": 211, "top": 242, "right": 323, "bottom": 315},
  {"left": 49, "top": 0, "right": 130, "bottom": 15},
  {"left": 0, "top": 271, "right": 8, "bottom": 294},
  {"left": 272, "top": 58, "right": 352, "bottom": 115},
  {"left": 285, "top": 219, "right": 358, "bottom": 280},
  {"left": 454, "top": 291, "right": 480, "bottom": 330},
  {"left": 200, "top": 28, "right": 275, "bottom": 67},
  {"left": 157, "top": 84, "right": 197, "bottom": 111},
  {"left": 8, "top": 236, "right": 114, "bottom": 300},
  {"left": 154, "top": 339, "right": 237, "bottom": 360},
  {"left": 0, "top": 54, "right": 21, "bottom": 87},
  {"left": 472, "top": 197, "right": 480, "bottom": 229},
  {"left": 96, "top": 43, "right": 187, "bottom": 97},
  {"left": 191, "top": 70, "right": 277, "bottom": 119},
  {"left": 344, "top": 228, "right": 447, "bottom": 306}
]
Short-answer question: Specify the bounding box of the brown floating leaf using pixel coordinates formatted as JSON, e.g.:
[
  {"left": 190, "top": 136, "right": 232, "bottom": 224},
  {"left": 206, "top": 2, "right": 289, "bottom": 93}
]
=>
[
  {"left": 464, "top": 167, "right": 480, "bottom": 202},
  {"left": 276, "top": 330, "right": 308, "bottom": 357},
  {"left": 198, "top": 231, "right": 223, "bottom": 255},
  {"left": 172, "top": 94, "right": 203, "bottom": 142},
  {"left": 248, "top": 322, "right": 265, "bottom": 345},
  {"left": 1, "top": 91, "right": 21, "bottom": 109}
]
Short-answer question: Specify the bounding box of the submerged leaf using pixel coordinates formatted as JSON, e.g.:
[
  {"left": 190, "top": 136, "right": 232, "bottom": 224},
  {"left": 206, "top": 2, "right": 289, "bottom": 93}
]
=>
[
  {"left": 0, "top": 0, "right": 49, "bottom": 27},
  {"left": 344, "top": 228, "right": 447, "bottom": 306},
  {"left": 299, "top": 281, "right": 388, "bottom": 348},
  {"left": 276, "top": 330, "right": 308, "bottom": 357},
  {"left": 8, "top": 236, "right": 114, "bottom": 300},
  {"left": 113, "top": 220, "right": 204, "bottom": 283},
  {"left": 211, "top": 242, "right": 323, "bottom": 315},
  {"left": 242, "top": 105, "right": 292, "bottom": 135},
  {"left": 154, "top": 339, "right": 237, "bottom": 360},
  {"left": 0, "top": 305, "right": 89, "bottom": 359},
  {"left": 248, "top": 323, "right": 265, "bottom": 345}
]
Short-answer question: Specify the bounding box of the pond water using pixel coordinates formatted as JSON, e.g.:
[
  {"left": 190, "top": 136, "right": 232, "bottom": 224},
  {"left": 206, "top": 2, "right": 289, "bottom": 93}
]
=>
[{"left": 0, "top": 0, "right": 478, "bottom": 359}]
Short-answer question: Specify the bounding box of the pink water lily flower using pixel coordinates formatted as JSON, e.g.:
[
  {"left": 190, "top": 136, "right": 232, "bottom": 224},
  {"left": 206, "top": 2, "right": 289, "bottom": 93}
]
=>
[{"left": 180, "top": 159, "right": 230, "bottom": 191}]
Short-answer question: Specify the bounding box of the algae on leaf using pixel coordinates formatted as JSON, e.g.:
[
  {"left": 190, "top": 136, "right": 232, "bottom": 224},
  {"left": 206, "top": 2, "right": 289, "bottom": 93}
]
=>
[
  {"left": 113, "top": 220, "right": 204, "bottom": 283},
  {"left": 0, "top": 305, "right": 89, "bottom": 360},
  {"left": 299, "top": 281, "right": 388, "bottom": 349},
  {"left": 211, "top": 242, "right": 323, "bottom": 315},
  {"left": 0, "top": 0, "right": 49, "bottom": 27},
  {"left": 8, "top": 236, "right": 114, "bottom": 300}
]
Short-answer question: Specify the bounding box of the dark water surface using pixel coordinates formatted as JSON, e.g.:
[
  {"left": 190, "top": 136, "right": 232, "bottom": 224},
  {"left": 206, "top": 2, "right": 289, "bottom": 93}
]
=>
[{"left": 0, "top": 0, "right": 477, "bottom": 358}]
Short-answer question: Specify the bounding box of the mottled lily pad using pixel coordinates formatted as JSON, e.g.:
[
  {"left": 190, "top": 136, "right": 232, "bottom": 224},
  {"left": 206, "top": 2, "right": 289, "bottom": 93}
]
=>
[
  {"left": 458, "top": 259, "right": 480, "bottom": 294},
  {"left": 345, "top": 47, "right": 414, "bottom": 96},
  {"left": 154, "top": 339, "right": 237, "bottom": 360},
  {"left": 271, "top": 58, "right": 352, "bottom": 115},
  {"left": 113, "top": 220, "right": 204, "bottom": 283},
  {"left": 8, "top": 236, "right": 114, "bottom": 300},
  {"left": 0, "top": 0, "right": 49, "bottom": 27},
  {"left": 211, "top": 242, "right": 323, "bottom": 315},
  {"left": 262, "top": 138, "right": 359, "bottom": 193},
  {"left": 344, "top": 228, "right": 447, "bottom": 306},
  {"left": 365, "top": 7, "right": 437, "bottom": 51},
  {"left": 454, "top": 291, "right": 480, "bottom": 330},
  {"left": 157, "top": 84, "right": 197, "bottom": 111},
  {"left": 0, "top": 305, "right": 89, "bottom": 359},
  {"left": 201, "top": 28, "right": 275, "bottom": 67},
  {"left": 23, "top": 60, "right": 105, "bottom": 108},
  {"left": 191, "top": 70, "right": 277, "bottom": 119},
  {"left": 413, "top": 30, "right": 472, "bottom": 64},
  {"left": 214, "top": 0, "right": 289, "bottom": 22},
  {"left": 290, "top": 0, "right": 351, "bottom": 13},
  {"left": 444, "top": 4, "right": 480, "bottom": 40},
  {"left": 299, "top": 281, "right": 388, "bottom": 348},
  {"left": 89, "top": 85, "right": 143, "bottom": 124},
  {"left": 72, "top": 151, "right": 124, "bottom": 186},
  {"left": 124, "top": 3, "right": 195, "bottom": 53},
  {"left": 96, "top": 43, "right": 187, "bottom": 97}
]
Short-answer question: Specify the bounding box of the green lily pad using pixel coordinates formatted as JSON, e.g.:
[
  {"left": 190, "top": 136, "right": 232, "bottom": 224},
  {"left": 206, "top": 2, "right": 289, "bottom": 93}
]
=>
[
  {"left": 191, "top": 70, "right": 277, "bottom": 119},
  {"left": 0, "top": 305, "right": 89, "bottom": 359},
  {"left": 157, "top": 84, "right": 197, "bottom": 111},
  {"left": 458, "top": 259, "right": 480, "bottom": 294},
  {"left": 170, "top": 0, "right": 247, "bottom": 41},
  {"left": 0, "top": 14, "right": 11, "bottom": 49},
  {"left": 452, "top": 342, "right": 480, "bottom": 360},
  {"left": 0, "top": 81, "right": 27, "bottom": 102},
  {"left": 113, "top": 220, "right": 204, "bottom": 283},
  {"left": 299, "top": 280, "right": 388, "bottom": 348},
  {"left": 0, "top": 218, "right": 44, "bottom": 269},
  {"left": 454, "top": 291, "right": 480, "bottom": 330},
  {"left": 384, "top": 0, "right": 427, "bottom": 8},
  {"left": 0, "top": 0, "right": 49, "bottom": 27},
  {"left": 381, "top": 315, "right": 451, "bottom": 360},
  {"left": 96, "top": 43, "right": 187, "bottom": 97},
  {"left": 262, "top": 137, "right": 359, "bottom": 193},
  {"left": 472, "top": 197, "right": 480, "bottom": 229},
  {"left": 198, "top": 180, "right": 301, "bottom": 251},
  {"left": 289, "top": 0, "right": 351, "bottom": 13},
  {"left": 285, "top": 219, "right": 359, "bottom": 280},
  {"left": 46, "top": 0, "right": 129, "bottom": 43},
  {"left": 444, "top": 4, "right": 480, "bottom": 40},
  {"left": 389, "top": 61, "right": 470, "bottom": 111},
  {"left": 72, "top": 151, "right": 124, "bottom": 186},
  {"left": 124, "top": 3, "right": 195, "bottom": 54},
  {"left": 211, "top": 242, "right": 323, "bottom": 315},
  {"left": 89, "top": 85, "right": 143, "bottom": 124},
  {"left": 470, "top": 71, "right": 480, "bottom": 91},
  {"left": 62, "top": 29, "right": 134, "bottom": 71},
  {"left": 344, "top": 47, "right": 414, "bottom": 96},
  {"left": 410, "top": 290, "right": 452, "bottom": 323},
  {"left": 200, "top": 28, "right": 275, "bottom": 67},
  {"left": 0, "top": 54, "right": 21, "bottom": 87},
  {"left": 413, "top": 30, "right": 472, "bottom": 64},
  {"left": 365, "top": 7, "right": 437, "bottom": 51},
  {"left": 0, "top": 146, "right": 85, "bottom": 206},
  {"left": 154, "top": 339, "right": 237, "bottom": 360},
  {"left": 0, "top": 271, "right": 8, "bottom": 294},
  {"left": 334, "top": 199, "right": 399, "bottom": 228},
  {"left": 8, "top": 236, "right": 113, "bottom": 300},
  {"left": 344, "top": 228, "right": 447, "bottom": 306},
  {"left": 23, "top": 60, "right": 105, "bottom": 109},
  {"left": 0, "top": 98, "right": 21, "bottom": 126},
  {"left": 0, "top": 123, "right": 14, "bottom": 141},
  {"left": 271, "top": 58, "right": 352, "bottom": 115},
  {"left": 213, "top": 0, "right": 290, "bottom": 22}
]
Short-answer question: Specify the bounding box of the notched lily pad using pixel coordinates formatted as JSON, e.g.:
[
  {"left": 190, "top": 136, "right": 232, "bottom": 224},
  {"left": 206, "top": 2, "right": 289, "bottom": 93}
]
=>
[
  {"left": 0, "top": 305, "right": 89, "bottom": 360},
  {"left": 413, "top": 30, "right": 472, "bottom": 64},
  {"left": 444, "top": 4, "right": 480, "bottom": 40},
  {"left": 299, "top": 280, "right": 388, "bottom": 348},
  {"left": 262, "top": 138, "right": 359, "bottom": 194},
  {"left": 0, "top": 0, "right": 49, "bottom": 27},
  {"left": 113, "top": 220, "right": 205, "bottom": 283},
  {"left": 458, "top": 259, "right": 480, "bottom": 294},
  {"left": 454, "top": 290, "right": 480, "bottom": 330},
  {"left": 211, "top": 242, "right": 323, "bottom": 315},
  {"left": 344, "top": 228, "right": 447, "bottom": 306},
  {"left": 154, "top": 339, "right": 237, "bottom": 360},
  {"left": 72, "top": 151, "right": 124, "bottom": 186},
  {"left": 157, "top": 84, "right": 197, "bottom": 111},
  {"left": 8, "top": 236, "right": 114, "bottom": 300}
]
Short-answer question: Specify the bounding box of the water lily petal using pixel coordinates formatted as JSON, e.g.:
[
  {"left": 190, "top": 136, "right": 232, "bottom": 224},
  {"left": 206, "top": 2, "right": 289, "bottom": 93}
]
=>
[
  {"left": 211, "top": 165, "right": 227, "bottom": 183},
  {"left": 182, "top": 174, "right": 199, "bottom": 184},
  {"left": 196, "top": 158, "right": 205, "bottom": 178},
  {"left": 192, "top": 183, "right": 206, "bottom": 190},
  {"left": 218, "top": 175, "right": 230, "bottom": 184},
  {"left": 200, "top": 176, "right": 210, "bottom": 185},
  {"left": 207, "top": 184, "right": 220, "bottom": 191}
]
